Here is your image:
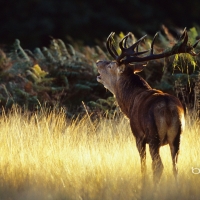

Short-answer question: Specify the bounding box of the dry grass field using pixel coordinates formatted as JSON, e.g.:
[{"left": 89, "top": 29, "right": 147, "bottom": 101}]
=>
[{"left": 0, "top": 107, "right": 200, "bottom": 200}]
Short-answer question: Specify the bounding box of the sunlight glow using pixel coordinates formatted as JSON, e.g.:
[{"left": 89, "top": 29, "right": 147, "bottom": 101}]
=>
[{"left": 0, "top": 107, "right": 199, "bottom": 200}]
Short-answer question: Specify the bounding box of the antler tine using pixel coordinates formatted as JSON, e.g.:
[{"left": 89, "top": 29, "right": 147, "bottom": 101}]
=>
[
  {"left": 132, "top": 50, "right": 149, "bottom": 56},
  {"left": 106, "top": 32, "right": 119, "bottom": 59},
  {"left": 119, "top": 33, "right": 130, "bottom": 50},
  {"left": 193, "top": 39, "right": 200, "bottom": 48},
  {"left": 178, "top": 27, "right": 188, "bottom": 45},
  {"left": 182, "top": 30, "right": 188, "bottom": 45},
  {"left": 129, "top": 34, "right": 149, "bottom": 57},
  {"left": 178, "top": 28, "right": 187, "bottom": 42},
  {"left": 106, "top": 32, "right": 115, "bottom": 59},
  {"left": 131, "top": 34, "right": 147, "bottom": 51},
  {"left": 150, "top": 32, "right": 159, "bottom": 55},
  {"left": 110, "top": 32, "right": 120, "bottom": 57},
  {"left": 190, "top": 39, "right": 200, "bottom": 56}
]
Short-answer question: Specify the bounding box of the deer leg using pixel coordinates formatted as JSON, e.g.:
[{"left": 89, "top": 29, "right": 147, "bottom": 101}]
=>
[
  {"left": 169, "top": 133, "right": 180, "bottom": 182},
  {"left": 136, "top": 138, "right": 146, "bottom": 179},
  {"left": 149, "top": 142, "right": 163, "bottom": 184}
]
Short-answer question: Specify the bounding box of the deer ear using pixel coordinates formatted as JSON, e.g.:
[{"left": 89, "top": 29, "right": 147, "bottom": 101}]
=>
[
  {"left": 128, "top": 63, "right": 148, "bottom": 74},
  {"left": 117, "top": 64, "right": 126, "bottom": 74}
]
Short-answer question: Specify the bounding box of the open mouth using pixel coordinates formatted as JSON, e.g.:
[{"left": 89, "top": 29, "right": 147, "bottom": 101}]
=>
[
  {"left": 97, "top": 70, "right": 102, "bottom": 82},
  {"left": 97, "top": 74, "right": 101, "bottom": 82}
]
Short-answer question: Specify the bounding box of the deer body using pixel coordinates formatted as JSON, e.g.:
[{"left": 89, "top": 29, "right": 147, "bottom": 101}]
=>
[
  {"left": 96, "top": 30, "right": 199, "bottom": 183},
  {"left": 97, "top": 61, "right": 184, "bottom": 183}
]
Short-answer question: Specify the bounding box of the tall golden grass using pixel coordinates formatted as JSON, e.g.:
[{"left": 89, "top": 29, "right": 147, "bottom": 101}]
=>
[{"left": 0, "top": 106, "right": 200, "bottom": 200}]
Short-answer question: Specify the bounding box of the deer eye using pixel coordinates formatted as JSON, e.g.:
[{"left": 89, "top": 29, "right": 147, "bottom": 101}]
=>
[
  {"left": 107, "top": 64, "right": 112, "bottom": 68},
  {"left": 108, "top": 61, "right": 117, "bottom": 69}
]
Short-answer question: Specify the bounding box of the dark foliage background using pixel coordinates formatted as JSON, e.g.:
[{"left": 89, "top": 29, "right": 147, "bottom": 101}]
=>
[
  {"left": 0, "top": 0, "right": 200, "bottom": 48},
  {"left": 0, "top": 0, "right": 200, "bottom": 117}
]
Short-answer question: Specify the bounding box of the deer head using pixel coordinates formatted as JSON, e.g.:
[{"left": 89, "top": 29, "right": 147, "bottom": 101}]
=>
[{"left": 96, "top": 29, "right": 199, "bottom": 95}]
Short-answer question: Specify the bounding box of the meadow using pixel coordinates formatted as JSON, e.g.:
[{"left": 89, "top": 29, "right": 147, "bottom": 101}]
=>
[{"left": 0, "top": 107, "right": 200, "bottom": 200}]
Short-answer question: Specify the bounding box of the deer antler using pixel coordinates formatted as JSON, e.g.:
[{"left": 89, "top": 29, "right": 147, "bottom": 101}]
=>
[{"left": 106, "top": 28, "right": 200, "bottom": 66}]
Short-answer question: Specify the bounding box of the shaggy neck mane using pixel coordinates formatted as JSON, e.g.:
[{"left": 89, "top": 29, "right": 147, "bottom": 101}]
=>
[{"left": 115, "top": 71, "right": 152, "bottom": 118}]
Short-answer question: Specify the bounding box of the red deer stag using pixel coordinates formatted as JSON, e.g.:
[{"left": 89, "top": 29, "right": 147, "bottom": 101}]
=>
[{"left": 96, "top": 29, "right": 199, "bottom": 183}]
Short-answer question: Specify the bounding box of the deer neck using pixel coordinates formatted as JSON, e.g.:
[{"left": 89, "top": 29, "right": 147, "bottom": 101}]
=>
[{"left": 115, "top": 73, "right": 151, "bottom": 118}]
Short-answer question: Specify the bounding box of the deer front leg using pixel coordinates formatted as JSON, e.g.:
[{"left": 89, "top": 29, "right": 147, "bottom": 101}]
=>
[{"left": 136, "top": 138, "right": 146, "bottom": 179}]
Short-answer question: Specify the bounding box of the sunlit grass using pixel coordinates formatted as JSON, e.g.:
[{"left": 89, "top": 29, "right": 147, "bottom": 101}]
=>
[{"left": 0, "top": 107, "right": 200, "bottom": 200}]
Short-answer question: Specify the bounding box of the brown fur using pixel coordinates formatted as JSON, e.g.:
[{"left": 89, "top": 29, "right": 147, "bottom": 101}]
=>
[{"left": 96, "top": 61, "right": 185, "bottom": 184}]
